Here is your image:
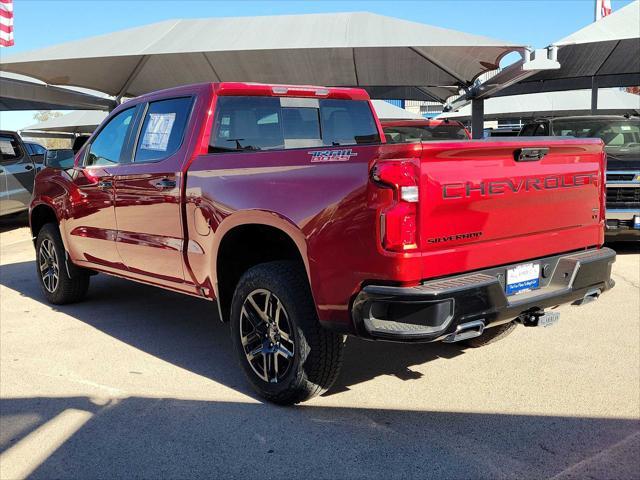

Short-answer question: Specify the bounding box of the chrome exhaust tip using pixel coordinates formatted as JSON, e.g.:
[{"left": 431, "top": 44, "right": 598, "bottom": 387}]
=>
[
  {"left": 572, "top": 288, "right": 601, "bottom": 306},
  {"left": 443, "top": 320, "right": 485, "bottom": 343}
]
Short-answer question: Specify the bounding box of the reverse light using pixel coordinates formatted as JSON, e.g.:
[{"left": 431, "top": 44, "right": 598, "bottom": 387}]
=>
[
  {"left": 401, "top": 185, "right": 419, "bottom": 203},
  {"left": 371, "top": 160, "right": 420, "bottom": 252}
]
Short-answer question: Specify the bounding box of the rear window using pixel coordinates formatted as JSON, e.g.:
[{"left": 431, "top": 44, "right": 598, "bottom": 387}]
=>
[
  {"left": 209, "top": 96, "right": 380, "bottom": 153},
  {"left": 0, "top": 134, "right": 24, "bottom": 162},
  {"left": 383, "top": 124, "right": 468, "bottom": 143},
  {"left": 552, "top": 118, "right": 640, "bottom": 155},
  {"left": 134, "top": 97, "right": 193, "bottom": 163}
]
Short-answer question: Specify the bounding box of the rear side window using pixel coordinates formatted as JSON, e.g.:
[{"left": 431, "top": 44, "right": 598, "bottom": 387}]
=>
[
  {"left": 25, "top": 143, "right": 46, "bottom": 155},
  {"left": 209, "top": 96, "right": 380, "bottom": 153},
  {"left": 32, "top": 144, "right": 47, "bottom": 155},
  {"left": 0, "top": 134, "right": 24, "bottom": 163},
  {"left": 134, "top": 97, "right": 193, "bottom": 163}
]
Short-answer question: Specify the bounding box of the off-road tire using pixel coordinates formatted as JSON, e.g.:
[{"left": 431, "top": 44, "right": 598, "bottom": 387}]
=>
[
  {"left": 35, "top": 223, "right": 90, "bottom": 304},
  {"left": 230, "top": 261, "right": 345, "bottom": 405},
  {"left": 464, "top": 321, "right": 517, "bottom": 348}
]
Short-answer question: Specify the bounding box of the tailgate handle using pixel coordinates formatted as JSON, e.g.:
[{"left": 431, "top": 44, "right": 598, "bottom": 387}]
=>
[{"left": 514, "top": 147, "right": 549, "bottom": 162}]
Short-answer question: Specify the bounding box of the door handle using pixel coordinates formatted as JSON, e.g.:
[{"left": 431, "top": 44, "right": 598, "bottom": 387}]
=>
[
  {"left": 97, "top": 180, "right": 113, "bottom": 190},
  {"left": 24, "top": 164, "right": 34, "bottom": 171},
  {"left": 154, "top": 178, "right": 176, "bottom": 190}
]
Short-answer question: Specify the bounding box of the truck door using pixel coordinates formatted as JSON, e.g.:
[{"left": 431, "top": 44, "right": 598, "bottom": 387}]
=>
[
  {"left": 0, "top": 133, "right": 35, "bottom": 215},
  {"left": 65, "top": 107, "right": 136, "bottom": 269},
  {"left": 113, "top": 96, "right": 193, "bottom": 283}
]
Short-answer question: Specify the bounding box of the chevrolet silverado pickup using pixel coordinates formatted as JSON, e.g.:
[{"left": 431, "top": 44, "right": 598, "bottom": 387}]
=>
[
  {"left": 520, "top": 116, "right": 640, "bottom": 240},
  {"left": 30, "top": 82, "right": 615, "bottom": 404}
]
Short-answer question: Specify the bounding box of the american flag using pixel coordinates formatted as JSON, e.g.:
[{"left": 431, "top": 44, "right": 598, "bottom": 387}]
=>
[
  {"left": 595, "top": 0, "right": 613, "bottom": 21},
  {"left": 0, "top": 0, "right": 13, "bottom": 47}
]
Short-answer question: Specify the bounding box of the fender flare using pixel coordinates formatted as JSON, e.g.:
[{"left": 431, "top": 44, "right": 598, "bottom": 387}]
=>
[{"left": 210, "top": 210, "right": 311, "bottom": 297}]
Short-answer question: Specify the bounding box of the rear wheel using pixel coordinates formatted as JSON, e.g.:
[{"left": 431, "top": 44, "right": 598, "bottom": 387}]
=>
[
  {"left": 230, "top": 261, "right": 345, "bottom": 405},
  {"left": 35, "top": 223, "right": 90, "bottom": 304},
  {"left": 464, "top": 321, "right": 517, "bottom": 348}
]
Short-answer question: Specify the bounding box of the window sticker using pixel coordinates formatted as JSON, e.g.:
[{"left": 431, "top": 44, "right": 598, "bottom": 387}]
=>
[
  {"left": 141, "top": 113, "right": 176, "bottom": 151},
  {"left": 0, "top": 140, "right": 15, "bottom": 155}
]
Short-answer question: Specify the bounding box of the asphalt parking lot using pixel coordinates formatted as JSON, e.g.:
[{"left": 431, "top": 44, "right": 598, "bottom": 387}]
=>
[{"left": 0, "top": 213, "right": 638, "bottom": 480}]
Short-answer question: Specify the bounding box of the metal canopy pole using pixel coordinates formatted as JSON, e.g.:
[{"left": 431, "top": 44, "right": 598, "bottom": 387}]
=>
[
  {"left": 471, "top": 99, "right": 485, "bottom": 139},
  {"left": 591, "top": 76, "right": 599, "bottom": 114},
  {"left": 444, "top": 47, "right": 560, "bottom": 132}
]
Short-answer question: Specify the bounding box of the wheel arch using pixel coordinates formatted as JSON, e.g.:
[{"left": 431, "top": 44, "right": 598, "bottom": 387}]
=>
[
  {"left": 30, "top": 202, "right": 60, "bottom": 243},
  {"left": 212, "top": 213, "right": 312, "bottom": 322}
]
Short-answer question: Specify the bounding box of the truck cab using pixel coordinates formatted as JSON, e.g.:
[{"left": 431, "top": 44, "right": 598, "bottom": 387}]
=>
[{"left": 520, "top": 116, "right": 640, "bottom": 240}]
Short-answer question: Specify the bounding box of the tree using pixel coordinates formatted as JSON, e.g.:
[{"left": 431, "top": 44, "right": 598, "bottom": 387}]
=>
[
  {"left": 32, "top": 110, "right": 63, "bottom": 123},
  {"left": 29, "top": 111, "right": 70, "bottom": 149}
]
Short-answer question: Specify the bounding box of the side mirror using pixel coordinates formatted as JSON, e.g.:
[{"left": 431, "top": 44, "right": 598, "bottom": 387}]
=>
[{"left": 44, "top": 150, "right": 76, "bottom": 169}]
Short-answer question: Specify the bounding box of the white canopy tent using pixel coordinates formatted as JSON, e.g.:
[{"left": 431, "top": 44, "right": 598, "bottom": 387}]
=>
[
  {"left": 21, "top": 110, "right": 108, "bottom": 135},
  {"left": 0, "top": 12, "right": 525, "bottom": 106},
  {"left": 496, "top": 0, "right": 640, "bottom": 106},
  {"left": 0, "top": 73, "right": 116, "bottom": 111}
]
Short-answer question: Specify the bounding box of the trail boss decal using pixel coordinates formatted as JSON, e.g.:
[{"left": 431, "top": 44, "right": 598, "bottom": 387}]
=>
[
  {"left": 442, "top": 173, "right": 597, "bottom": 199},
  {"left": 309, "top": 149, "right": 358, "bottom": 163}
]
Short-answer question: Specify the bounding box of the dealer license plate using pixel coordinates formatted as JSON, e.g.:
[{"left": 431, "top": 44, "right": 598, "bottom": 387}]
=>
[{"left": 506, "top": 262, "right": 540, "bottom": 295}]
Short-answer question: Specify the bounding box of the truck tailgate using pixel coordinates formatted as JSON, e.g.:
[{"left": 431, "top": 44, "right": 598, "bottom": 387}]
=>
[{"left": 418, "top": 138, "right": 605, "bottom": 278}]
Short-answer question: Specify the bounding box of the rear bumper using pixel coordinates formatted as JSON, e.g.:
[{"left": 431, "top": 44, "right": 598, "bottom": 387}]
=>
[{"left": 351, "top": 248, "right": 616, "bottom": 342}]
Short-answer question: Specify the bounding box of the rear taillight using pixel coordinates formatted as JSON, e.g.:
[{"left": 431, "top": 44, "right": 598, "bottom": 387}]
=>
[
  {"left": 371, "top": 160, "right": 420, "bottom": 252},
  {"left": 600, "top": 150, "right": 607, "bottom": 223}
]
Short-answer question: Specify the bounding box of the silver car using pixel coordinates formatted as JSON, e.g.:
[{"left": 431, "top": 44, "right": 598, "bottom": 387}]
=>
[{"left": 0, "top": 131, "right": 37, "bottom": 217}]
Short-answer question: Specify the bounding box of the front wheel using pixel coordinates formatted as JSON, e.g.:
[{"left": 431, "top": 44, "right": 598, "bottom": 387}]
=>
[
  {"left": 35, "top": 223, "right": 90, "bottom": 304},
  {"left": 230, "top": 261, "right": 345, "bottom": 405}
]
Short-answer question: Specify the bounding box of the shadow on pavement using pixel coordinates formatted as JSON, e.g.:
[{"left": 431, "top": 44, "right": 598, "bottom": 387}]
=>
[
  {"left": 0, "top": 212, "right": 29, "bottom": 233},
  {"left": 1, "top": 395, "right": 638, "bottom": 479},
  {"left": 606, "top": 241, "right": 640, "bottom": 255},
  {"left": 0, "top": 260, "right": 465, "bottom": 400}
]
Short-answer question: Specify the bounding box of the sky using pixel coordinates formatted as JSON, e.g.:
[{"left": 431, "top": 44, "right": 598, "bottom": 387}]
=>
[{"left": 0, "top": 0, "right": 635, "bottom": 131}]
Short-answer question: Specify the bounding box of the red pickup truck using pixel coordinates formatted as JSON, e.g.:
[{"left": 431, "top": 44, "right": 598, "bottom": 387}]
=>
[{"left": 30, "top": 82, "right": 615, "bottom": 404}]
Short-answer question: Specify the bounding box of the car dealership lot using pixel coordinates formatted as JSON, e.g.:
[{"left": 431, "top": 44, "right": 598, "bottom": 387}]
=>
[{"left": 1, "top": 216, "right": 638, "bottom": 480}]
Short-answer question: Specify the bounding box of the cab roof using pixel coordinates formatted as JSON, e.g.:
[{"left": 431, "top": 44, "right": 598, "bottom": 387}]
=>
[{"left": 130, "top": 82, "right": 371, "bottom": 104}]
